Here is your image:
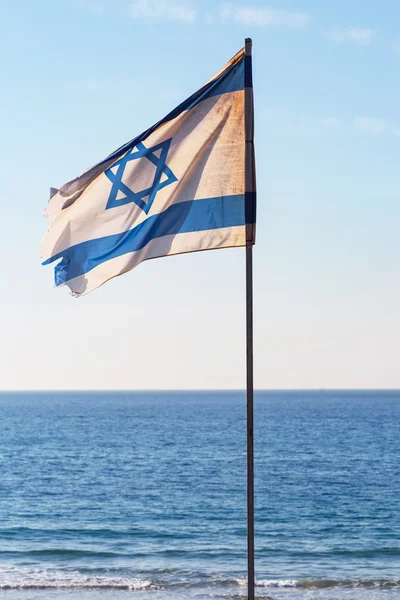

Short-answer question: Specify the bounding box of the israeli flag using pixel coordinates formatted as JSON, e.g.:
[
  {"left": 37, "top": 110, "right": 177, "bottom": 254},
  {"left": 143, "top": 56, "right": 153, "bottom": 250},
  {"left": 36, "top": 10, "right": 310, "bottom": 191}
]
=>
[{"left": 41, "top": 47, "right": 256, "bottom": 296}]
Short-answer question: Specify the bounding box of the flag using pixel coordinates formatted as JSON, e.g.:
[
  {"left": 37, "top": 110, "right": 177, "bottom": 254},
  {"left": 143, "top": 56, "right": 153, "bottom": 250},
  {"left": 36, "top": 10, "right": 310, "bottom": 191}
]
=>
[{"left": 40, "top": 46, "right": 256, "bottom": 296}]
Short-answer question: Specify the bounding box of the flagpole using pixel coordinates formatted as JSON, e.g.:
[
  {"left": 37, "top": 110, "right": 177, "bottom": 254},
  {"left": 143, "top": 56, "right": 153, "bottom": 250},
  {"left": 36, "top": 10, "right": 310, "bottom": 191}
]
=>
[
  {"left": 246, "top": 244, "right": 255, "bottom": 600},
  {"left": 244, "top": 37, "right": 256, "bottom": 600}
]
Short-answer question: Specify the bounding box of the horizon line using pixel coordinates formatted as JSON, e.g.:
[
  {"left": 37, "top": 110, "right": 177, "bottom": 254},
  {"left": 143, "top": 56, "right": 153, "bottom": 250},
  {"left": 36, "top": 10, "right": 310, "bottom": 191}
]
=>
[{"left": 1, "top": 388, "right": 399, "bottom": 393}]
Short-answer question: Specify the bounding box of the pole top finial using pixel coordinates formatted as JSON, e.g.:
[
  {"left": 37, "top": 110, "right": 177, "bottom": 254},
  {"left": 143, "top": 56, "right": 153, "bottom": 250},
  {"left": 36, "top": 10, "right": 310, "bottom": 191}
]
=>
[{"left": 245, "top": 38, "right": 252, "bottom": 56}]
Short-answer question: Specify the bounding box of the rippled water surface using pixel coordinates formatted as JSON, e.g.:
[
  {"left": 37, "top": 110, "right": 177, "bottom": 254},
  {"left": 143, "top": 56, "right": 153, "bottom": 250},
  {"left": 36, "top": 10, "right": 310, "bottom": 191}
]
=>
[{"left": 0, "top": 390, "right": 399, "bottom": 599}]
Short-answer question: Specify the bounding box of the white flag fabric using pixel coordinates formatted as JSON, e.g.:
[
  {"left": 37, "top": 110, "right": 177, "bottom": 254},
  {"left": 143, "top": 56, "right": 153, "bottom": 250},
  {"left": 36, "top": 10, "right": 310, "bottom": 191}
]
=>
[{"left": 41, "top": 47, "right": 256, "bottom": 296}]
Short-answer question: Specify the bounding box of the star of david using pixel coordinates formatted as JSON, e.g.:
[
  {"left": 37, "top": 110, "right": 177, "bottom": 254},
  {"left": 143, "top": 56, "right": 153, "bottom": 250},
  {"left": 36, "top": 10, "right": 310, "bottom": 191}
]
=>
[{"left": 104, "top": 138, "right": 177, "bottom": 213}]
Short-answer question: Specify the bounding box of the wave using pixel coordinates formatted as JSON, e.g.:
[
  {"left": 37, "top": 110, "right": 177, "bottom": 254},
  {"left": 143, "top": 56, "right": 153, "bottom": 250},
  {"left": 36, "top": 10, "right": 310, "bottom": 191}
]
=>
[
  {"left": 1, "top": 569, "right": 400, "bottom": 591},
  {"left": 3, "top": 540, "right": 400, "bottom": 561},
  {"left": 0, "top": 547, "right": 245, "bottom": 560},
  {"left": 253, "top": 579, "right": 400, "bottom": 590},
  {"left": 286, "top": 548, "right": 400, "bottom": 559},
  {"left": 0, "top": 526, "right": 191, "bottom": 541},
  {"left": 0, "top": 569, "right": 153, "bottom": 590}
]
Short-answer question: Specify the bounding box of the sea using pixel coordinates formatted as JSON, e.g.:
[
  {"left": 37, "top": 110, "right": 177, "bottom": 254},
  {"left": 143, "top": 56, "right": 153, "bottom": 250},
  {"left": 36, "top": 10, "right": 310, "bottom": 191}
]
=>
[{"left": 0, "top": 391, "right": 399, "bottom": 600}]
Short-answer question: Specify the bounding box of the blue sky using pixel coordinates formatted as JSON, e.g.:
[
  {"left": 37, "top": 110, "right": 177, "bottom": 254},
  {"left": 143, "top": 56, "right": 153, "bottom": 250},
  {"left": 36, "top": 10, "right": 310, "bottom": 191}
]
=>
[{"left": 0, "top": 0, "right": 399, "bottom": 389}]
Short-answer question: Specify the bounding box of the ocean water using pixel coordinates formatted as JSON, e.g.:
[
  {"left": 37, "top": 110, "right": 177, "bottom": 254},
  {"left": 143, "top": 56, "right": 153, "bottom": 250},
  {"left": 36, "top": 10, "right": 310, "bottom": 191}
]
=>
[{"left": 0, "top": 391, "right": 399, "bottom": 600}]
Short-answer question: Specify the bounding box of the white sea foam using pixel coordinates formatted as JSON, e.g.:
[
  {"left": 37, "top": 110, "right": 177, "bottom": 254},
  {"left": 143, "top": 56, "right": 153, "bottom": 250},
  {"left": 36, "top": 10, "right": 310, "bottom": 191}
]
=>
[
  {"left": 0, "top": 567, "right": 153, "bottom": 590},
  {"left": 237, "top": 578, "right": 400, "bottom": 590},
  {"left": 235, "top": 578, "right": 299, "bottom": 588},
  {"left": 257, "top": 579, "right": 299, "bottom": 588},
  {"left": 2, "top": 569, "right": 400, "bottom": 592}
]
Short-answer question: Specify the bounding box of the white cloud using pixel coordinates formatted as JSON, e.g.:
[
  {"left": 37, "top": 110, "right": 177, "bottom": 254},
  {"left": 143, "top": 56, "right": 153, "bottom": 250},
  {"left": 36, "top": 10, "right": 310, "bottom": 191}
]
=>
[
  {"left": 261, "top": 108, "right": 344, "bottom": 137},
  {"left": 261, "top": 112, "right": 393, "bottom": 138},
  {"left": 130, "top": 0, "right": 196, "bottom": 22},
  {"left": 219, "top": 4, "right": 309, "bottom": 29},
  {"left": 354, "top": 117, "right": 387, "bottom": 135},
  {"left": 326, "top": 27, "right": 375, "bottom": 45}
]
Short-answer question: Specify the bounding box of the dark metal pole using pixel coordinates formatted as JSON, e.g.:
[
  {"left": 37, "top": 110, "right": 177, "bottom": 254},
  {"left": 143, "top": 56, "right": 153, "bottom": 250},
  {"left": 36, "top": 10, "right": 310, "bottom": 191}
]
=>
[
  {"left": 244, "top": 38, "right": 256, "bottom": 600},
  {"left": 246, "top": 244, "right": 255, "bottom": 600}
]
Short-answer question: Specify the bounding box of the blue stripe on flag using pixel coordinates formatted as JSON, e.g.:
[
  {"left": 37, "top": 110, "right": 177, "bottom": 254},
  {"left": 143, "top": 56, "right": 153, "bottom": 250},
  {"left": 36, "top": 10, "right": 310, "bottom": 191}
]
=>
[
  {"left": 102, "top": 56, "right": 245, "bottom": 167},
  {"left": 92, "top": 56, "right": 245, "bottom": 169},
  {"left": 43, "top": 194, "right": 247, "bottom": 286},
  {"left": 57, "top": 55, "right": 245, "bottom": 203}
]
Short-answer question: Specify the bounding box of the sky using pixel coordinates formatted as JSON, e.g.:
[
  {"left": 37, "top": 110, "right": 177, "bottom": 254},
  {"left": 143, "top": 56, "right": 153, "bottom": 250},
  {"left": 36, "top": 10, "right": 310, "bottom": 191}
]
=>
[{"left": 0, "top": 0, "right": 399, "bottom": 390}]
